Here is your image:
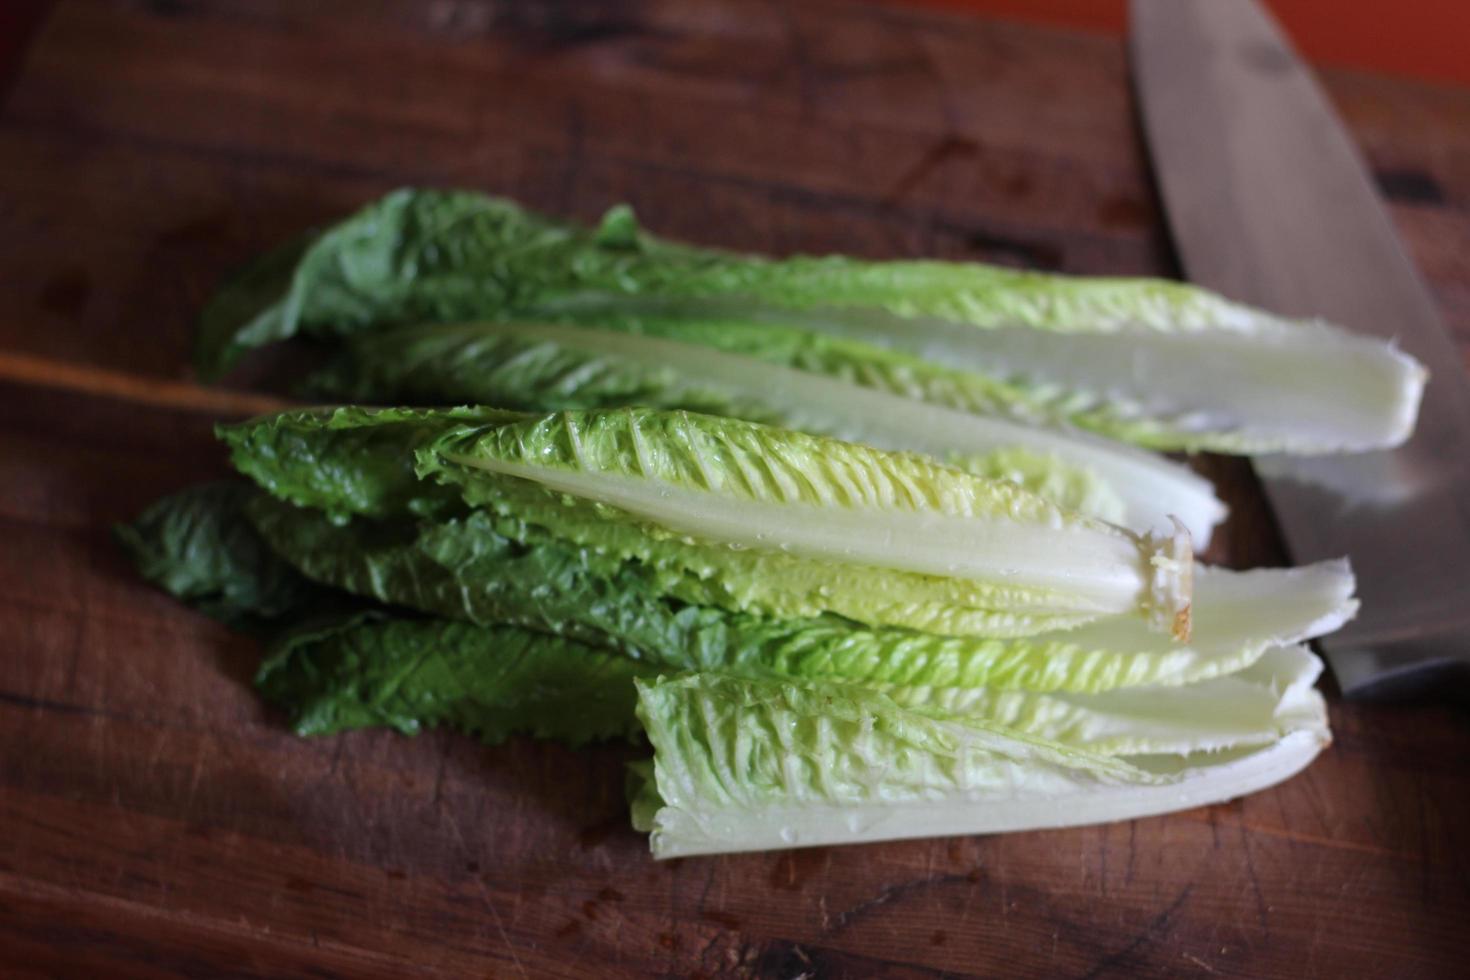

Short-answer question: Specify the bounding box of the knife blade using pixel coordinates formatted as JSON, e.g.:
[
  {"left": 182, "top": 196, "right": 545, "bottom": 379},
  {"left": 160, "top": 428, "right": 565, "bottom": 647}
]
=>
[{"left": 1130, "top": 0, "right": 1470, "bottom": 698}]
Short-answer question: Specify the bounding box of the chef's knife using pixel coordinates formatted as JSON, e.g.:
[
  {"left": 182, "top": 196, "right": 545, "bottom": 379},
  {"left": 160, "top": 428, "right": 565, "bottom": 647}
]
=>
[{"left": 1130, "top": 0, "right": 1470, "bottom": 698}]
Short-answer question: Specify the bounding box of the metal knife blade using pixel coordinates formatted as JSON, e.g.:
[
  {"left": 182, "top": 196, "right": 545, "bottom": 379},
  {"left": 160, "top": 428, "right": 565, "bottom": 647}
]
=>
[{"left": 1130, "top": 0, "right": 1470, "bottom": 698}]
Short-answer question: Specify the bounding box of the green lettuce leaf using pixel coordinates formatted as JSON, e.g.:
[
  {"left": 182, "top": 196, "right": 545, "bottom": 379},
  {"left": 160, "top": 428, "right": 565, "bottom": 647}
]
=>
[
  {"left": 886, "top": 644, "right": 1328, "bottom": 756},
  {"left": 117, "top": 479, "right": 652, "bottom": 747},
  {"left": 421, "top": 407, "right": 1193, "bottom": 638},
  {"left": 254, "top": 587, "right": 1328, "bottom": 758},
  {"left": 308, "top": 320, "right": 1227, "bottom": 543},
  {"left": 199, "top": 188, "right": 1424, "bottom": 453},
  {"left": 114, "top": 481, "right": 337, "bottom": 631},
  {"left": 632, "top": 672, "right": 1329, "bottom": 857},
  {"left": 219, "top": 405, "right": 516, "bottom": 523},
  {"left": 245, "top": 495, "right": 1351, "bottom": 694},
  {"left": 257, "top": 616, "right": 653, "bottom": 746},
  {"left": 224, "top": 406, "right": 1194, "bottom": 639},
  {"left": 196, "top": 233, "right": 315, "bottom": 379}
]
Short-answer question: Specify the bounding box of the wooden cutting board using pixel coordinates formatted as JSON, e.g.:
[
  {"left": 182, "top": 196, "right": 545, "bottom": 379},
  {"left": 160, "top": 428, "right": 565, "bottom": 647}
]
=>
[{"left": 2, "top": 2, "right": 1468, "bottom": 976}]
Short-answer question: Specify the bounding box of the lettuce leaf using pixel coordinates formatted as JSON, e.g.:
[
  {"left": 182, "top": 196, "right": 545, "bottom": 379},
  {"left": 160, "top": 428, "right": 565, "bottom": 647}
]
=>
[
  {"left": 224, "top": 405, "right": 1194, "bottom": 638},
  {"left": 257, "top": 605, "right": 1327, "bottom": 759},
  {"left": 632, "top": 672, "right": 1329, "bottom": 857},
  {"left": 422, "top": 407, "right": 1193, "bottom": 637},
  {"left": 219, "top": 405, "right": 515, "bottom": 523},
  {"left": 116, "top": 481, "right": 651, "bottom": 746},
  {"left": 113, "top": 481, "right": 339, "bottom": 631},
  {"left": 887, "top": 644, "right": 1328, "bottom": 756},
  {"left": 308, "top": 320, "right": 1226, "bottom": 543},
  {"left": 245, "top": 495, "right": 1351, "bottom": 694},
  {"left": 198, "top": 188, "right": 1424, "bottom": 454},
  {"left": 257, "top": 616, "right": 653, "bottom": 746}
]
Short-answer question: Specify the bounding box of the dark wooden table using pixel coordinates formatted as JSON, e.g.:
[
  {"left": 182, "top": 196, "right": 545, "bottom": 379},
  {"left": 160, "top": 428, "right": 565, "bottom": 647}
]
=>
[{"left": 2, "top": 2, "right": 1468, "bottom": 976}]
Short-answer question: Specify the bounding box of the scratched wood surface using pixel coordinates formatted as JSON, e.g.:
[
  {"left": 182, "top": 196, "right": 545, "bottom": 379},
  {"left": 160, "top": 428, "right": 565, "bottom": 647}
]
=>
[{"left": 2, "top": 1, "right": 1469, "bottom": 977}]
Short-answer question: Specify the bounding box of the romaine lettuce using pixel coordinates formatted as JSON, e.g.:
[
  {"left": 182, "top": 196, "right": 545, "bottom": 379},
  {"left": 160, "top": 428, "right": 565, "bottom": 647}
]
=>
[
  {"left": 118, "top": 465, "right": 1351, "bottom": 858},
  {"left": 242, "top": 476, "right": 1351, "bottom": 695},
  {"left": 308, "top": 320, "right": 1227, "bottom": 543},
  {"left": 197, "top": 189, "right": 1424, "bottom": 454},
  {"left": 224, "top": 405, "right": 1194, "bottom": 638},
  {"left": 631, "top": 671, "right": 1329, "bottom": 857}
]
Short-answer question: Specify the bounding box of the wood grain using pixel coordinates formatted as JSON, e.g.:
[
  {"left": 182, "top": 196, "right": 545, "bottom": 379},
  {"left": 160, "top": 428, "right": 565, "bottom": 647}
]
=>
[{"left": 1, "top": 1, "right": 1468, "bottom": 976}]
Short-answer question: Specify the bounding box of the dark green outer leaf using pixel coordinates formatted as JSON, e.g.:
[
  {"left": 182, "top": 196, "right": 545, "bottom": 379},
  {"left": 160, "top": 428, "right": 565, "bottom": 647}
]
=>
[
  {"left": 197, "top": 189, "right": 696, "bottom": 378},
  {"left": 119, "top": 479, "right": 654, "bottom": 747},
  {"left": 114, "top": 481, "right": 333, "bottom": 632},
  {"left": 217, "top": 405, "right": 513, "bottom": 523},
  {"left": 257, "top": 616, "right": 654, "bottom": 746},
  {"left": 245, "top": 493, "right": 822, "bottom": 668},
  {"left": 195, "top": 233, "right": 315, "bottom": 380}
]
